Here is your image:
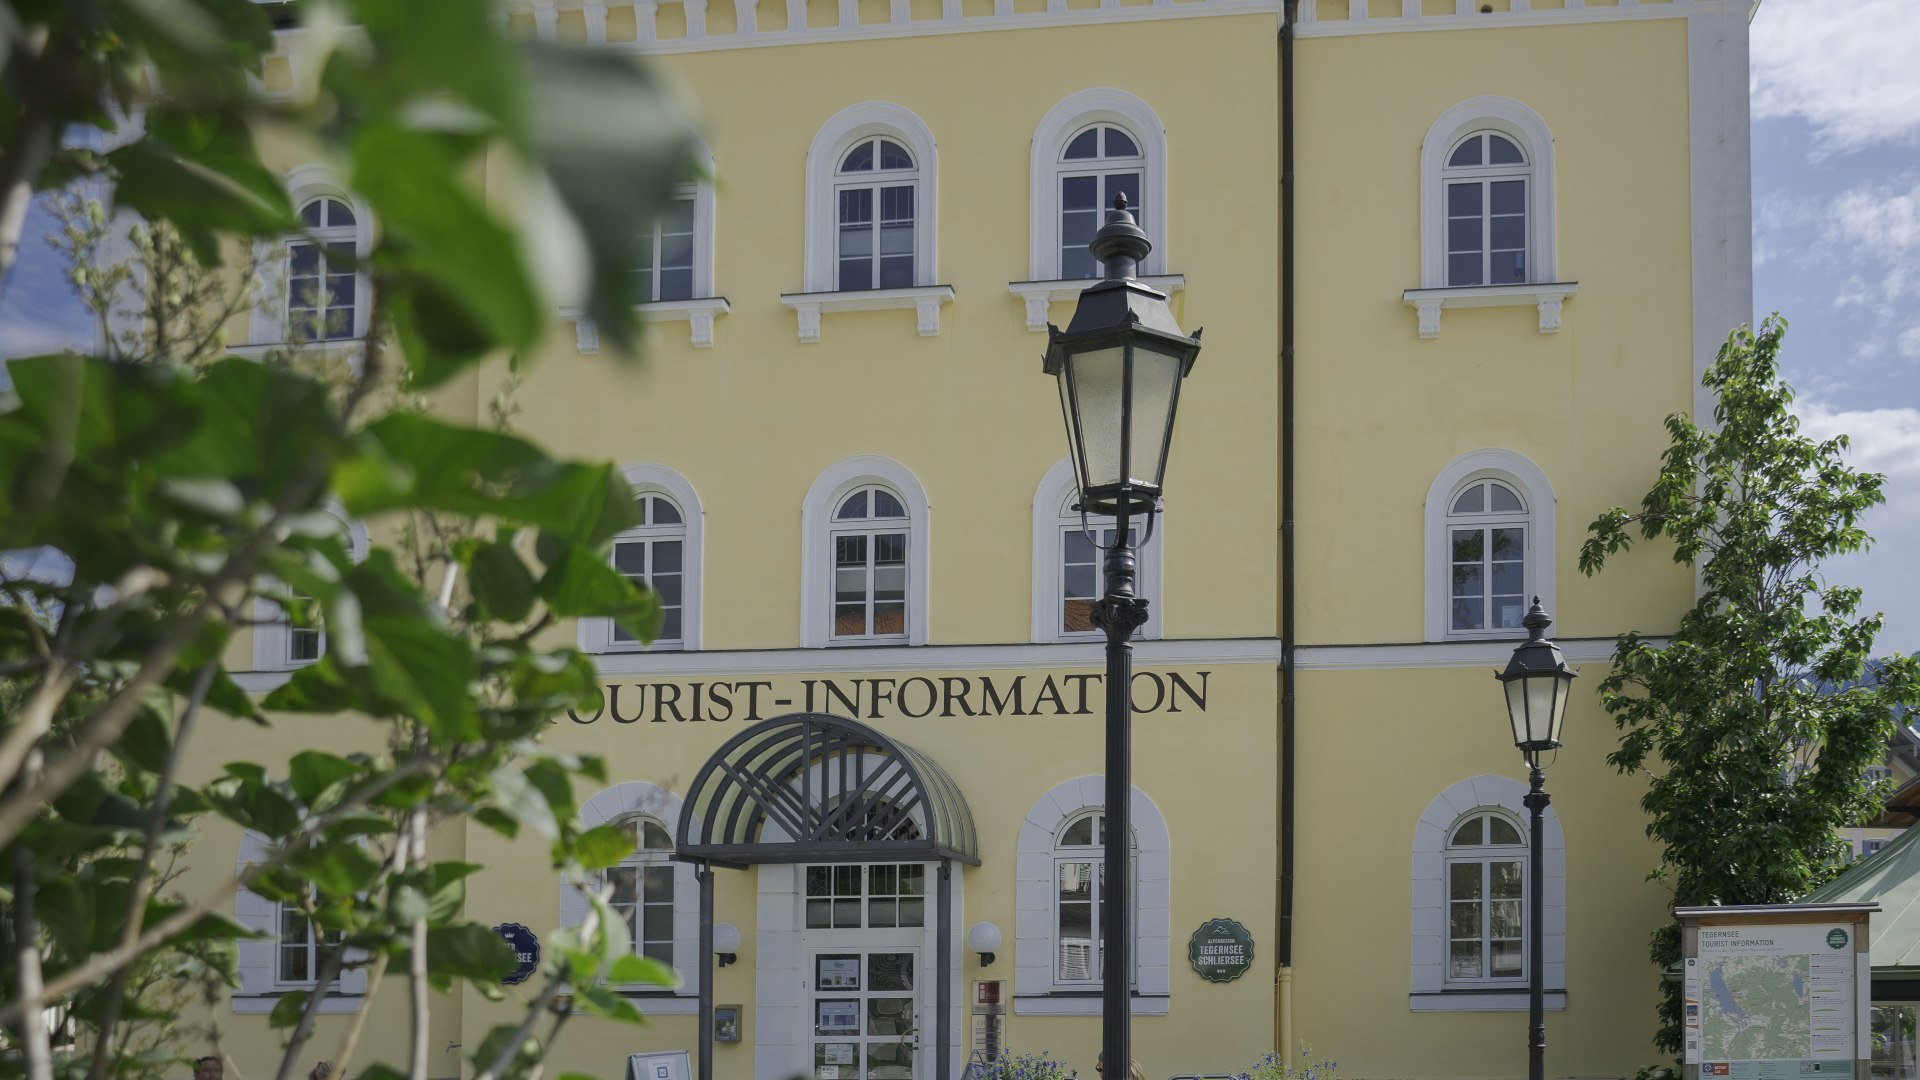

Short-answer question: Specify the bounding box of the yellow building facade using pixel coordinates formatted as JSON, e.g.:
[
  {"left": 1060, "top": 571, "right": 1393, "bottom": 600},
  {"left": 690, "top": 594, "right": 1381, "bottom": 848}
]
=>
[{"left": 199, "top": 0, "right": 1757, "bottom": 1076}]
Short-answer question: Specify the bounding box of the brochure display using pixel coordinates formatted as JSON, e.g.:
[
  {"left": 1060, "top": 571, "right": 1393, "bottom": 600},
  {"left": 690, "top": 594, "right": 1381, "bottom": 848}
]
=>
[{"left": 1676, "top": 903, "right": 1877, "bottom": 1080}]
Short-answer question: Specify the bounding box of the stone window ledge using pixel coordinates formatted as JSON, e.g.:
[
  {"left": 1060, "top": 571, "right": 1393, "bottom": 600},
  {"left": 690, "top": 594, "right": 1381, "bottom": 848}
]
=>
[
  {"left": 1408, "top": 988, "right": 1567, "bottom": 1012},
  {"left": 1008, "top": 275, "right": 1186, "bottom": 333},
  {"left": 779, "top": 285, "right": 954, "bottom": 343},
  {"left": 565, "top": 297, "right": 731, "bottom": 353},
  {"left": 1013, "top": 992, "right": 1170, "bottom": 1017},
  {"left": 1401, "top": 282, "right": 1579, "bottom": 339},
  {"left": 226, "top": 340, "right": 366, "bottom": 365}
]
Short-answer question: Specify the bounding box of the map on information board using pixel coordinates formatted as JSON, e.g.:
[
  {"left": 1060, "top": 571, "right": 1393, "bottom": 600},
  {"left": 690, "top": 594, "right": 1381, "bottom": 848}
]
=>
[{"left": 1686, "top": 922, "right": 1857, "bottom": 1075}]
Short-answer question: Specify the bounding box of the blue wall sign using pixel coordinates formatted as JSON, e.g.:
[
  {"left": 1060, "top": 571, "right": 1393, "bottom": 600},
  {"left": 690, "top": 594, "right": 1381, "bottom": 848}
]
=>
[{"left": 495, "top": 922, "right": 541, "bottom": 985}]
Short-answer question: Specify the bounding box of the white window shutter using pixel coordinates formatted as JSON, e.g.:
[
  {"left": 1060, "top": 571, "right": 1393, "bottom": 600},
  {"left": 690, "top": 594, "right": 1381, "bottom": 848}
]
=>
[{"left": 234, "top": 887, "right": 276, "bottom": 996}]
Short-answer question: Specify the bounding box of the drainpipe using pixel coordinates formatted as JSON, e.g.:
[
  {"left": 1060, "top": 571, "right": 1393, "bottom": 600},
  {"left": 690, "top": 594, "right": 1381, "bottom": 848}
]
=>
[{"left": 1276, "top": 0, "right": 1299, "bottom": 1067}]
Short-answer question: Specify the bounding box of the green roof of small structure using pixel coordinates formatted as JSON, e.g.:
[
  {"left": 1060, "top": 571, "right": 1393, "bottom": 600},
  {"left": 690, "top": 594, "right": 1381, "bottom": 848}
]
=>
[{"left": 1806, "top": 826, "right": 1920, "bottom": 970}]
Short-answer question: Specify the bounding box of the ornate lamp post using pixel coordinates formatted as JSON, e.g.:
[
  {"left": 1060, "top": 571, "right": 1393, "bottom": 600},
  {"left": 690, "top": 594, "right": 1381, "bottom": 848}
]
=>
[
  {"left": 1043, "top": 194, "right": 1201, "bottom": 1077},
  {"left": 1495, "top": 599, "right": 1577, "bottom": 1080}
]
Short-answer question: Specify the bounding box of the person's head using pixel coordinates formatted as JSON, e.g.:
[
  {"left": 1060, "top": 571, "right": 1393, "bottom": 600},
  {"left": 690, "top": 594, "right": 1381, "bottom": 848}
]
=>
[
  {"left": 1093, "top": 1053, "right": 1147, "bottom": 1080},
  {"left": 194, "top": 1056, "right": 223, "bottom": 1080}
]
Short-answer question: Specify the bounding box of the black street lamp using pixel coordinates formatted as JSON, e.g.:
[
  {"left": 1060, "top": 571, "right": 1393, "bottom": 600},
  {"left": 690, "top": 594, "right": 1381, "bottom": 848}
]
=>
[
  {"left": 1495, "top": 599, "right": 1577, "bottom": 1080},
  {"left": 1044, "top": 194, "right": 1200, "bottom": 1078}
]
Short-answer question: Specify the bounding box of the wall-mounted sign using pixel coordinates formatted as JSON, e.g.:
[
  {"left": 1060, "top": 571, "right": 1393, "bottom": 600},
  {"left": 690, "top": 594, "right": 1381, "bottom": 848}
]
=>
[
  {"left": 971, "top": 980, "right": 1006, "bottom": 1063},
  {"left": 494, "top": 923, "right": 541, "bottom": 986},
  {"left": 1188, "top": 918, "right": 1254, "bottom": 983}
]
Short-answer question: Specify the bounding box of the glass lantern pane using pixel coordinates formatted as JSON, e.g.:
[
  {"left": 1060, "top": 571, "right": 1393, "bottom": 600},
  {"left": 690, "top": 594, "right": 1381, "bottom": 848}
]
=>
[
  {"left": 1065, "top": 345, "right": 1127, "bottom": 493},
  {"left": 1127, "top": 341, "right": 1185, "bottom": 489}
]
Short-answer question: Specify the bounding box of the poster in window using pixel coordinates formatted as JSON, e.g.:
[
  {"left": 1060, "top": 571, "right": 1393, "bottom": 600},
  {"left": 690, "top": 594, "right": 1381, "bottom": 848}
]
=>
[
  {"left": 816, "top": 955, "right": 860, "bottom": 990},
  {"left": 822, "top": 1043, "right": 856, "bottom": 1066},
  {"left": 816, "top": 999, "right": 861, "bottom": 1035}
]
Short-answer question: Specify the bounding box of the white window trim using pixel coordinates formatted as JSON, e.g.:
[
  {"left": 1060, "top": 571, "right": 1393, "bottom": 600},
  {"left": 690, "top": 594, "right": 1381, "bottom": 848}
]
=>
[
  {"left": 1030, "top": 457, "right": 1162, "bottom": 643},
  {"left": 1029, "top": 89, "right": 1169, "bottom": 283},
  {"left": 1423, "top": 449, "right": 1555, "bottom": 644},
  {"left": 1013, "top": 775, "right": 1171, "bottom": 1012},
  {"left": 246, "top": 164, "right": 374, "bottom": 349},
  {"left": 778, "top": 284, "right": 953, "bottom": 343},
  {"left": 1007, "top": 276, "right": 1184, "bottom": 334},
  {"left": 803, "top": 102, "right": 939, "bottom": 295},
  {"left": 580, "top": 463, "right": 704, "bottom": 653},
  {"left": 233, "top": 830, "right": 368, "bottom": 1011},
  {"left": 801, "top": 455, "right": 931, "bottom": 648},
  {"left": 1419, "top": 97, "right": 1557, "bottom": 290},
  {"left": 251, "top": 509, "right": 369, "bottom": 672},
  {"left": 567, "top": 781, "right": 700, "bottom": 1007},
  {"left": 1411, "top": 776, "right": 1565, "bottom": 1012},
  {"left": 1440, "top": 810, "right": 1528, "bottom": 988}
]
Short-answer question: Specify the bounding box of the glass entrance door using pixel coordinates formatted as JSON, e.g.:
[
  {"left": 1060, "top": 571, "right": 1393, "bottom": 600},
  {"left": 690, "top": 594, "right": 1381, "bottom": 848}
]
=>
[{"left": 810, "top": 948, "right": 918, "bottom": 1079}]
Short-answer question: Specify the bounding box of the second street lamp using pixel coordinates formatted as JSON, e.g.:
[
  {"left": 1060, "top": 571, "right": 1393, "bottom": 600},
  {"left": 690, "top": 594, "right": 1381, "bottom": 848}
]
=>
[
  {"left": 1043, "top": 193, "right": 1200, "bottom": 1078},
  {"left": 1495, "top": 598, "right": 1578, "bottom": 1080}
]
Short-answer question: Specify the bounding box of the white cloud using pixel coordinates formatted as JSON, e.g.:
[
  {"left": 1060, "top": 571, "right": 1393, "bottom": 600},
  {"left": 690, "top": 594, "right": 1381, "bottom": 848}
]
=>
[
  {"left": 1798, "top": 399, "right": 1920, "bottom": 655},
  {"left": 1752, "top": 0, "right": 1920, "bottom": 155}
]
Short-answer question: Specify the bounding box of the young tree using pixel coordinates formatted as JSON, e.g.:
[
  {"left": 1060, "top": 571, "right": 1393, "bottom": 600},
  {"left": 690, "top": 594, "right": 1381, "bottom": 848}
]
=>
[
  {"left": 1580, "top": 315, "right": 1920, "bottom": 1053},
  {"left": 0, "top": 1, "right": 707, "bottom": 1077}
]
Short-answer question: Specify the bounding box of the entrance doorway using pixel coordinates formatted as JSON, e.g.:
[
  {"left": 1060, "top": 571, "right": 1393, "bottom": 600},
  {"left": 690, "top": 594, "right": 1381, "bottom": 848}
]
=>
[{"left": 809, "top": 947, "right": 920, "bottom": 1079}]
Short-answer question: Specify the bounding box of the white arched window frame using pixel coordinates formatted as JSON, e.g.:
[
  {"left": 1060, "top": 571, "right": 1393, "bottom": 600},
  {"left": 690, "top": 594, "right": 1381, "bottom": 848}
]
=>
[
  {"left": 1028, "top": 89, "right": 1168, "bottom": 281},
  {"left": 1013, "top": 776, "right": 1171, "bottom": 1015},
  {"left": 1406, "top": 97, "right": 1573, "bottom": 339},
  {"left": 246, "top": 165, "right": 374, "bottom": 350},
  {"left": 786, "top": 103, "right": 950, "bottom": 342},
  {"left": 1424, "top": 449, "right": 1555, "bottom": 643},
  {"left": 233, "top": 830, "right": 369, "bottom": 1012},
  {"left": 251, "top": 508, "right": 369, "bottom": 671},
  {"left": 1031, "top": 457, "right": 1162, "bottom": 643},
  {"left": 571, "top": 137, "right": 728, "bottom": 352},
  {"left": 565, "top": 781, "right": 699, "bottom": 1009},
  {"left": 581, "top": 463, "right": 704, "bottom": 654},
  {"left": 1411, "top": 776, "right": 1564, "bottom": 1012},
  {"left": 801, "top": 456, "right": 931, "bottom": 648}
]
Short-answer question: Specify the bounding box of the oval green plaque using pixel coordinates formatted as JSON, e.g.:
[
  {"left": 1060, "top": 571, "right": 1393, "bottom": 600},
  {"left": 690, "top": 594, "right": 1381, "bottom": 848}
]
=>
[{"left": 1188, "top": 918, "right": 1254, "bottom": 983}]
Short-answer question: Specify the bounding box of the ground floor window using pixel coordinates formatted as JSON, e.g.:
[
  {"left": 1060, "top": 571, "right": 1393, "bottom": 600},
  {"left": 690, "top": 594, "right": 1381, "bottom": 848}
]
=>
[
  {"left": 1876, "top": 1002, "right": 1920, "bottom": 1080},
  {"left": 806, "top": 863, "right": 926, "bottom": 930}
]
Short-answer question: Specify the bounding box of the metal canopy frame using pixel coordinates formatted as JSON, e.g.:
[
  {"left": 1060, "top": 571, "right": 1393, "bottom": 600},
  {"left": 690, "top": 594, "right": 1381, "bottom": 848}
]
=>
[{"left": 675, "top": 712, "right": 975, "bottom": 1080}]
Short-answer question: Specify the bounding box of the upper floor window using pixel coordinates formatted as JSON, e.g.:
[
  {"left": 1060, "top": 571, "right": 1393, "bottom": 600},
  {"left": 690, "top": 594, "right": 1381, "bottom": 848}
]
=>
[
  {"left": 830, "top": 486, "right": 909, "bottom": 642},
  {"left": 1419, "top": 97, "right": 1558, "bottom": 291},
  {"left": 1424, "top": 449, "right": 1555, "bottom": 643},
  {"left": 836, "top": 138, "right": 917, "bottom": 292},
  {"left": 1446, "top": 479, "right": 1529, "bottom": 635},
  {"left": 1033, "top": 458, "right": 1160, "bottom": 643},
  {"left": 1443, "top": 133, "right": 1528, "bottom": 287},
  {"left": 1444, "top": 811, "right": 1526, "bottom": 985},
  {"left": 1059, "top": 125, "right": 1144, "bottom": 280},
  {"left": 614, "top": 492, "right": 687, "bottom": 647},
  {"left": 252, "top": 508, "right": 367, "bottom": 671},
  {"left": 289, "top": 196, "right": 359, "bottom": 342},
  {"left": 635, "top": 188, "right": 697, "bottom": 303},
  {"left": 234, "top": 831, "right": 368, "bottom": 1005},
  {"left": 1030, "top": 90, "right": 1168, "bottom": 281},
  {"left": 607, "top": 816, "right": 677, "bottom": 966}
]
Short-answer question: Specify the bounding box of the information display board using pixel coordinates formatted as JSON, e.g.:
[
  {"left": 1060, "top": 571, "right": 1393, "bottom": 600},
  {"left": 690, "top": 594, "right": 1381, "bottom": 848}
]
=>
[{"left": 1677, "top": 903, "right": 1876, "bottom": 1080}]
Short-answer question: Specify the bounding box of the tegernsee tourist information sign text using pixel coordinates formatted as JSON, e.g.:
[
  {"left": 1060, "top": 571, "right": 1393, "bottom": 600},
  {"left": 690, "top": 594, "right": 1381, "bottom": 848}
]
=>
[{"left": 1675, "top": 903, "right": 1877, "bottom": 1080}]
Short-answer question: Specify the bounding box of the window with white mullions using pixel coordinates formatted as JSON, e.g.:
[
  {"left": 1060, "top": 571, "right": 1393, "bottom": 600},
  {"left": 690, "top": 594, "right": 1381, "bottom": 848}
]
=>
[
  {"left": 606, "top": 816, "right": 677, "bottom": 966},
  {"left": 1447, "top": 479, "right": 1528, "bottom": 634},
  {"left": 288, "top": 196, "right": 358, "bottom": 342},
  {"left": 836, "top": 137, "right": 917, "bottom": 291},
  {"left": 1061, "top": 520, "right": 1138, "bottom": 636},
  {"left": 1445, "top": 811, "right": 1526, "bottom": 984},
  {"left": 611, "top": 492, "right": 685, "bottom": 646},
  {"left": 1052, "top": 810, "right": 1135, "bottom": 985},
  {"left": 287, "top": 594, "right": 324, "bottom": 663},
  {"left": 830, "top": 486, "right": 909, "bottom": 641},
  {"left": 804, "top": 864, "right": 927, "bottom": 930},
  {"left": 276, "top": 899, "right": 343, "bottom": 986},
  {"left": 635, "top": 189, "right": 697, "bottom": 303},
  {"left": 1059, "top": 124, "right": 1144, "bottom": 280},
  {"left": 1443, "top": 132, "right": 1529, "bottom": 287}
]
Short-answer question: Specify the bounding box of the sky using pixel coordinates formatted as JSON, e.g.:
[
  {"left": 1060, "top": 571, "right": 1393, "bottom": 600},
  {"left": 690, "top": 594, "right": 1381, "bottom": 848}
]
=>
[{"left": 0, "top": 2, "right": 1915, "bottom": 654}]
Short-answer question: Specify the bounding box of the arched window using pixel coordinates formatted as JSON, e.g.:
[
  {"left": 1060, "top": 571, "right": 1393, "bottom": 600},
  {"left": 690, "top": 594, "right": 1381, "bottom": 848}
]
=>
[
  {"left": 1443, "top": 810, "right": 1527, "bottom": 984},
  {"left": 288, "top": 196, "right": 359, "bottom": 341},
  {"left": 1014, "top": 777, "right": 1172, "bottom": 1012},
  {"left": 1032, "top": 458, "right": 1160, "bottom": 642},
  {"left": 1445, "top": 478, "right": 1530, "bottom": 635},
  {"left": 830, "top": 485, "right": 910, "bottom": 641},
  {"left": 835, "top": 137, "right": 918, "bottom": 291},
  {"left": 802, "top": 456, "right": 930, "bottom": 648},
  {"left": 606, "top": 815, "right": 678, "bottom": 966},
  {"left": 1424, "top": 449, "right": 1555, "bottom": 643},
  {"left": 636, "top": 187, "right": 697, "bottom": 303},
  {"left": 584, "top": 464, "right": 703, "bottom": 654},
  {"left": 1029, "top": 90, "right": 1169, "bottom": 282},
  {"left": 1441, "top": 132, "right": 1529, "bottom": 287},
  {"left": 1058, "top": 125, "right": 1144, "bottom": 280},
  {"left": 233, "top": 830, "right": 368, "bottom": 1010},
  {"left": 251, "top": 508, "right": 368, "bottom": 671},
  {"left": 1411, "top": 777, "right": 1564, "bottom": 1010}
]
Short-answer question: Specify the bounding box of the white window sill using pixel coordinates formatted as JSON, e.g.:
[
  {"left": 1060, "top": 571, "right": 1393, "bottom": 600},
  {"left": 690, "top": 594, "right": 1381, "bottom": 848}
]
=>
[
  {"left": 779, "top": 285, "right": 954, "bottom": 343},
  {"left": 233, "top": 992, "right": 364, "bottom": 1015},
  {"left": 227, "top": 340, "right": 366, "bottom": 365},
  {"left": 1009, "top": 276, "right": 1186, "bottom": 333},
  {"left": 1014, "top": 993, "right": 1169, "bottom": 1017},
  {"left": 1401, "top": 282, "right": 1578, "bottom": 339},
  {"left": 1409, "top": 989, "right": 1566, "bottom": 1012},
  {"left": 565, "top": 298, "right": 732, "bottom": 353}
]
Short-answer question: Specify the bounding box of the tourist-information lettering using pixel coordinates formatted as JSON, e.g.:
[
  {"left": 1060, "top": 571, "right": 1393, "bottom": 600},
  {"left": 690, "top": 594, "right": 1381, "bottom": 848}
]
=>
[
  {"left": 1188, "top": 918, "right": 1254, "bottom": 983},
  {"left": 1686, "top": 923, "right": 1857, "bottom": 1073}
]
